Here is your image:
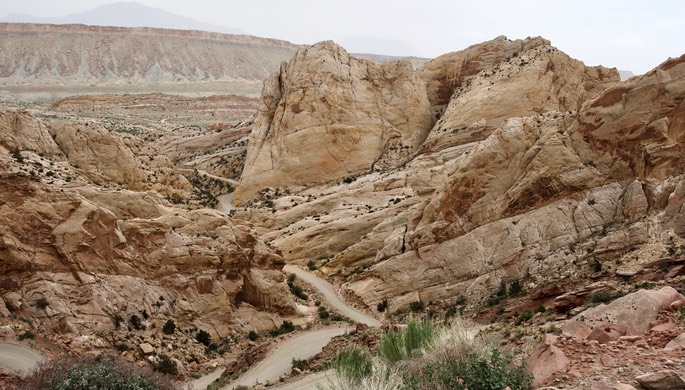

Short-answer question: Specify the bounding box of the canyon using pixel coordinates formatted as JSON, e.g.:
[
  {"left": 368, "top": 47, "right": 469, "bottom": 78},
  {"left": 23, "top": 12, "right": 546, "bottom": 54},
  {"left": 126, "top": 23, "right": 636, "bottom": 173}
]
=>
[{"left": 1, "top": 22, "right": 684, "bottom": 390}]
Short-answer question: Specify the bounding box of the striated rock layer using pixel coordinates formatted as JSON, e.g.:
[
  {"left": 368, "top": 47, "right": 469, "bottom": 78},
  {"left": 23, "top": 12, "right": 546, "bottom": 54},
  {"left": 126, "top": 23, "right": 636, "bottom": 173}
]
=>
[
  {"left": 232, "top": 37, "right": 684, "bottom": 314},
  {"left": 0, "top": 110, "right": 296, "bottom": 337},
  {"left": 345, "top": 53, "right": 685, "bottom": 310},
  {"left": 233, "top": 41, "right": 434, "bottom": 204}
]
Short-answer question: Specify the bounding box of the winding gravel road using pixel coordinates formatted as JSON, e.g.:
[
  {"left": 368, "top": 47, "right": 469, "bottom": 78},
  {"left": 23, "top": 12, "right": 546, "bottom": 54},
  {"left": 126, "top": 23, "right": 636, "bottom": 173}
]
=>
[
  {"left": 193, "top": 265, "right": 381, "bottom": 389},
  {"left": 283, "top": 265, "right": 382, "bottom": 328},
  {"left": 0, "top": 341, "right": 46, "bottom": 377},
  {"left": 223, "top": 326, "right": 350, "bottom": 389}
]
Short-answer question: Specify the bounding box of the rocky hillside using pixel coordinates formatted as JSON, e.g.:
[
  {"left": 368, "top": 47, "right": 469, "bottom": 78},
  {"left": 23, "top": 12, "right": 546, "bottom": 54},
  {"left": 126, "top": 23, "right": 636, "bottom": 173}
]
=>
[
  {"left": 0, "top": 23, "right": 298, "bottom": 85},
  {"left": 231, "top": 36, "right": 685, "bottom": 318},
  {"left": 0, "top": 110, "right": 298, "bottom": 349}
]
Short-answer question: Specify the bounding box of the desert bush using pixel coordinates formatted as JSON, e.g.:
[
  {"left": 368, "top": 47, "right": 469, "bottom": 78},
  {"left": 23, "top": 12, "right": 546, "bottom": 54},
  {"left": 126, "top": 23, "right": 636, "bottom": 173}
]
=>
[
  {"left": 318, "top": 306, "right": 330, "bottom": 319},
  {"left": 154, "top": 354, "right": 178, "bottom": 375},
  {"left": 248, "top": 330, "right": 259, "bottom": 341},
  {"left": 400, "top": 347, "right": 532, "bottom": 390},
  {"left": 130, "top": 314, "right": 143, "bottom": 330},
  {"left": 377, "top": 319, "right": 435, "bottom": 364},
  {"left": 18, "top": 331, "right": 34, "bottom": 341},
  {"left": 196, "top": 330, "right": 211, "bottom": 346},
  {"left": 13, "top": 354, "right": 179, "bottom": 390},
  {"left": 332, "top": 348, "right": 372, "bottom": 385},
  {"left": 162, "top": 319, "right": 176, "bottom": 335},
  {"left": 377, "top": 299, "right": 388, "bottom": 312},
  {"left": 408, "top": 300, "right": 424, "bottom": 312}
]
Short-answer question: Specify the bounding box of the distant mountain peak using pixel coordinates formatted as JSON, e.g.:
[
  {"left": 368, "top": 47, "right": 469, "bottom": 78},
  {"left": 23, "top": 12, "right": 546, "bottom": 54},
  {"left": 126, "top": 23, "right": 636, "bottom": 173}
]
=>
[{"left": 0, "top": 1, "right": 244, "bottom": 35}]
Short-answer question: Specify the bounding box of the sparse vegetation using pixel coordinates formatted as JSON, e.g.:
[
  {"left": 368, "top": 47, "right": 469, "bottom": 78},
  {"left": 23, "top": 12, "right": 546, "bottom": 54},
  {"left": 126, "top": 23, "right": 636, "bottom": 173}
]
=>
[
  {"left": 377, "top": 299, "right": 388, "bottom": 313},
  {"left": 129, "top": 314, "right": 143, "bottom": 330},
  {"left": 18, "top": 331, "right": 35, "bottom": 341},
  {"left": 196, "top": 330, "right": 211, "bottom": 346},
  {"left": 15, "top": 354, "right": 180, "bottom": 390},
  {"left": 324, "top": 318, "right": 531, "bottom": 390},
  {"left": 162, "top": 319, "right": 176, "bottom": 335}
]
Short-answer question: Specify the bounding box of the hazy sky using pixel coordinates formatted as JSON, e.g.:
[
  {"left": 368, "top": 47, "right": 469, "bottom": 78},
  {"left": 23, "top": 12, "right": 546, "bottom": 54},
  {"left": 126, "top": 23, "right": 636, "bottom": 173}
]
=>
[{"left": 2, "top": 0, "right": 684, "bottom": 74}]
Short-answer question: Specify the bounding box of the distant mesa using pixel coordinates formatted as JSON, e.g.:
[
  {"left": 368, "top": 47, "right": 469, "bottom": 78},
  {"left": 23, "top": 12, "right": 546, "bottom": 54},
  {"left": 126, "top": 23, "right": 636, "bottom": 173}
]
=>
[{"left": 0, "top": 1, "right": 244, "bottom": 35}]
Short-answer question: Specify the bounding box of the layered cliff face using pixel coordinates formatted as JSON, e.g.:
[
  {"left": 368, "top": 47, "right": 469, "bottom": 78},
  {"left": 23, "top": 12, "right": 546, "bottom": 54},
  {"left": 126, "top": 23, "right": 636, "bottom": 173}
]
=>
[
  {"left": 0, "top": 23, "right": 298, "bottom": 85},
  {"left": 344, "top": 54, "right": 685, "bottom": 309},
  {"left": 232, "top": 39, "right": 684, "bottom": 313},
  {"left": 233, "top": 41, "right": 434, "bottom": 204},
  {"left": 419, "top": 36, "right": 619, "bottom": 154},
  {"left": 0, "top": 111, "right": 296, "bottom": 337}
]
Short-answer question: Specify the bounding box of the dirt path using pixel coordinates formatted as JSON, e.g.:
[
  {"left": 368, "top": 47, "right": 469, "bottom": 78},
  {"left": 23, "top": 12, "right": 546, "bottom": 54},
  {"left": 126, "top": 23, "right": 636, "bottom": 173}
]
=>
[
  {"left": 192, "top": 266, "right": 381, "bottom": 389},
  {"left": 0, "top": 341, "right": 46, "bottom": 377},
  {"left": 223, "top": 327, "right": 350, "bottom": 389},
  {"left": 283, "top": 265, "right": 381, "bottom": 327}
]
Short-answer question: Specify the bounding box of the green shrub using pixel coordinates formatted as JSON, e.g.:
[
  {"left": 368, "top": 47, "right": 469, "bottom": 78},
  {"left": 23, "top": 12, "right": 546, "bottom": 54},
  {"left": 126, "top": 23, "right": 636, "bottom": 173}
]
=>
[
  {"left": 35, "top": 298, "right": 49, "bottom": 310},
  {"left": 196, "top": 330, "right": 211, "bottom": 346},
  {"left": 401, "top": 347, "right": 532, "bottom": 390},
  {"left": 269, "top": 320, "right": 297, "bottom": 337},
  {"left": 377, "top": 299, "right": 388, "bottom": 313},
  {"left": 307, "top": 260, "right": 318, "bottom": 271},
  {"left": 130, "top": 314, "right": 143, "bottom": 330},
  {"left": 18, "top": 331, "right": 34, "bottom": 341},
  {"left": 377, "top": 319, "right": 435, "bottom": 364},
  {"left": 514, "top": 311, "right": 533, "bottom": 326},
  {"left": 15, "top": 354, "right": 179, "bottom": 389},
  {"left": 248, "top": 330, "right": 259, "bottom": 341},
  {"left": 509, "top": 280, "right": 523, "bottom": 296},
  {"left": 162, "top": 319, "right": 175, "bottom": 335},
  {"left": 333, "top": 348, "right": 372, "bottom": 385},
  {"left": 154, "top": 354, "right": 178, "bottom": 375},
  {"left": 318, "top": 306, "right": 330, "bottom": 319},
  {"left": 409, "top": 300, "right": 425, "bottom": 312}
]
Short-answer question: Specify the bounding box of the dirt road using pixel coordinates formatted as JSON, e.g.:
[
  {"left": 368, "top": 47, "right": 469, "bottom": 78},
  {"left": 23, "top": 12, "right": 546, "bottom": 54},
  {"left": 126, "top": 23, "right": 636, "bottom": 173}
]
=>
[
  {"left": 283, "top": 265, "right": 381, "bottom": 327},
  {"left": 223, "top": 326, "right": 350, "bottom": 389},
  {"left": 0, "top": 341, "right": 46, "bottom": 377}
]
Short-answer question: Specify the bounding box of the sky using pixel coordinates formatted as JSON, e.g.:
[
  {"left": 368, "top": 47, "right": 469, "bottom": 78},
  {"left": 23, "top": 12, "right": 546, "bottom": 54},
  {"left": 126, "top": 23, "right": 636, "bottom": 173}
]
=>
[{"left": 2, "top": 0, "right": 684, "bottom": 75}]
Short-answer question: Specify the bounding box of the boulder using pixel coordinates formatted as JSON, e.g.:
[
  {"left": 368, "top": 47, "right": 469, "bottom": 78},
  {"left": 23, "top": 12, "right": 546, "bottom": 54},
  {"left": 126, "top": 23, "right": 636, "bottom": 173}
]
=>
[
  {"left": 636, "top": 370, "right": 685, "bottom": 390},
  {"left": 563, "top": 287, "right": 685, "bottom": 336},
  {"left": 586, "top": 323, "right": 627, "bottom": 344},
  {"left": 139, "top": 343, "right": 154, "bottom": 355},
  {"left": 528, "top": 334, "right": 569, "bottom": 387},
  {"left": 664, "top": 333, "right": 685, "bottom": 351}
]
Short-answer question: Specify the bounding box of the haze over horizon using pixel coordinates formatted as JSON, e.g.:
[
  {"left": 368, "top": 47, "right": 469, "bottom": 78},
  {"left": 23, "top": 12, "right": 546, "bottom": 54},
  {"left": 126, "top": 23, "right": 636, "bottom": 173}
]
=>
[{"left": 2, "top": 0, "right": 684, "bottom": 75}]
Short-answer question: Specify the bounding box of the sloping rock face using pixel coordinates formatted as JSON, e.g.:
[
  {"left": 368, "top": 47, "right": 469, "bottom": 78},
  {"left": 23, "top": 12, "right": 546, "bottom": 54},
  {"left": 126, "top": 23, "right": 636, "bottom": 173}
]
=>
[
  {"left": 343, "top": 54, "right": 685, "bottom": 309},
  {"left": 418, "top": 36, "right": 549, "bottom": 112},
  {"left": 233, "top": 41, "right": 434, "bottom": 204},
  {"left": 0, "top": 111, "right": 296, "bottom": 337},
  {"left": 0, "top": 23, "right": 298, "bottom": 85},
  {"left": 419, "top": 36, "right": 619, "bottom": 154}
]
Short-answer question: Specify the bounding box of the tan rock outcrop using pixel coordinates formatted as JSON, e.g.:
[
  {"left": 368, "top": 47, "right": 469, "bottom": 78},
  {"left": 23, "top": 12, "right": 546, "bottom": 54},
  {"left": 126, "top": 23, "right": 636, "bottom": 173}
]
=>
[
  {"left": 234, "top": 41, "right": 434, "bottom": 204},
  {"left": 0, "top": 169, "right": 295, "bottom": 337},
  {"left": 419, "top": 38, "right": 619, "bottom": 154},
  {"left": 49, "top": 122, "right": 148, "bottom": 190},
  {"left": 339, "top": 53, "right": 685, "bottom": 310}
]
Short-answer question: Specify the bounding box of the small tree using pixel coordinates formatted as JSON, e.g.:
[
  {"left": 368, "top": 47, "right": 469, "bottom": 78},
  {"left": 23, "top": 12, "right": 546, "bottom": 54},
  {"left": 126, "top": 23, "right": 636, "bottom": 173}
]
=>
[
  {"left": 196, "top": 330, "right": 211, "bottom": 346},
  {"left": 155, "top": 354, "right": 178, "bottom": 375},
  {"left": 130, "top": 314, "right": 143, "bottom": 330},
  {"left": 248, "top": 330, "right": 259, "bottom": 341},
  {"left": 162, "top": 319, "right": 176, "bottom": 335}
]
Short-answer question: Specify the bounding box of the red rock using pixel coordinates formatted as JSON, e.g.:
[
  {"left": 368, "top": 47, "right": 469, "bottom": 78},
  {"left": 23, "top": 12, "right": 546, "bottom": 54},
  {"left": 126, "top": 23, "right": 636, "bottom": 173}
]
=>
[
  {"left": 664, "top": 333, "right": 685, "bottom": 351},
  {"left": 651, "top": 322, "right": 677, "bottom": 333},
  {"left": 670, "top": 300, "right": 685, "bottom": 310},
  {"left": 529, "top": 334, "right": 569, "bottom": 387},
  {"left": 636, "top": 370, "right": 685, "bottom": 390},
  {"left": 619, "top": 335, "right": 644, "bottom": 343},
  {"left": 563, "top": 320, "right": 592, "bottom": 339},
  {"left": 600, "top": 353, "right": 617, "bottom": 368},
  {"left": 587, "top": 323, "right": 628, "bottom": 344}
]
